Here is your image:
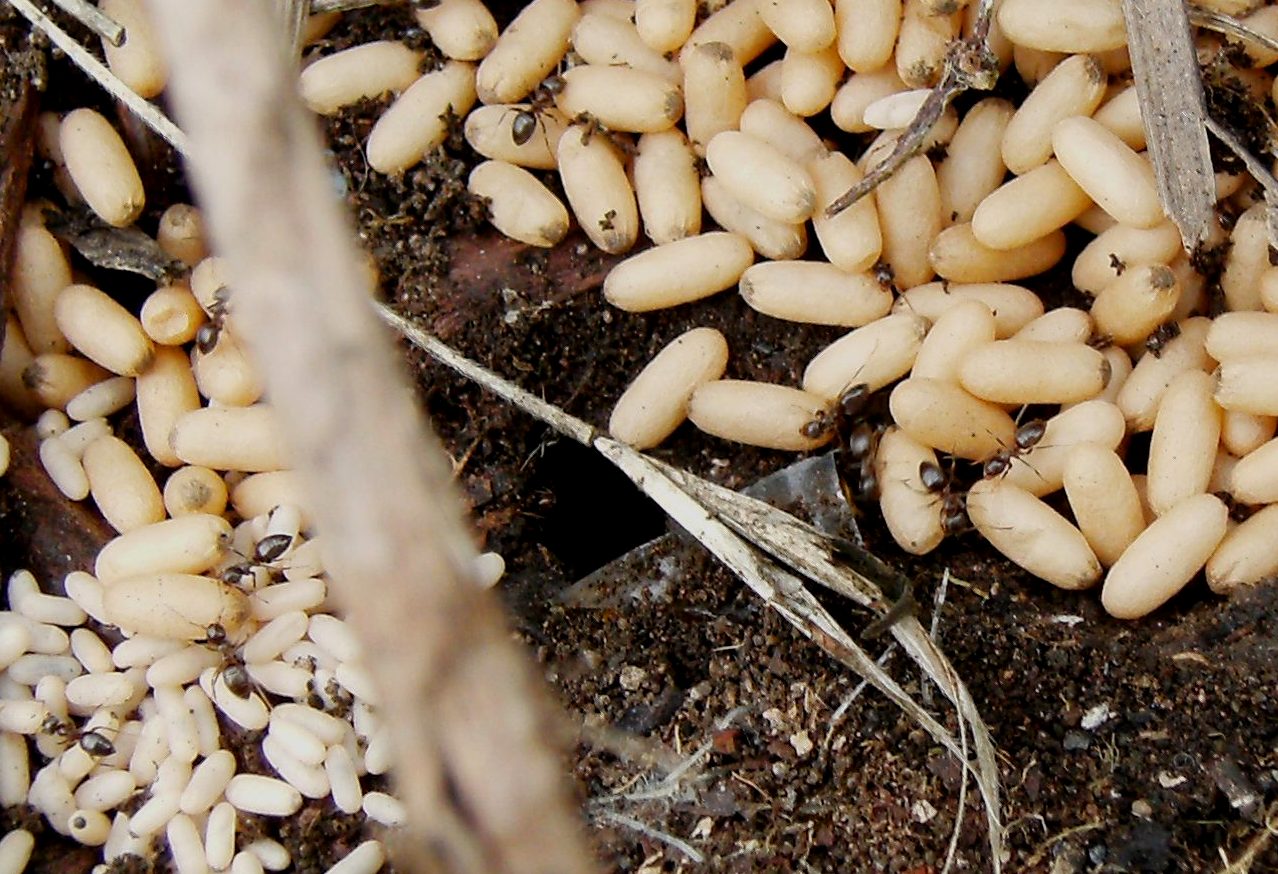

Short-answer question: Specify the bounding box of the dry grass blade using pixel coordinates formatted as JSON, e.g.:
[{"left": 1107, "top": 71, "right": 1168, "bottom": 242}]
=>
[
  {"left": 824, "top": 0, "right": 999, "bottom": 217},
  {"left": 384, "top": 306, "right": 1004, "bottom": 870},
  {"left": 148, "top": 2, "right": 597, "bottom": 873},
  {"left": 3, "top": 0, "right": 187, "bottom": 153},
  {"left": 0, "top": 70, "right": 37, "bottom": 343},
  {"left": 1121, "top": 0, "right": 1215, "bottom": 251}
]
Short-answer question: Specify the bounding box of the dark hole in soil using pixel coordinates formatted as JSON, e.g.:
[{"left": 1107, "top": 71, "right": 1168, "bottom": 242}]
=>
[{"left": 523, "top": 438, "right": 667, "bottom": 580}]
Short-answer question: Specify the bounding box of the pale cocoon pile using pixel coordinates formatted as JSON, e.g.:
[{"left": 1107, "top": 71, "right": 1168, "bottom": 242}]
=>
[
  {"left": 1206, "top": 312, "right": 1278, "bottom": 361},
  {"left": 996, "top": 0, "right": 1127, "bottom": 52},
  {"left": 135, "top": 346, "right": 200, "bottom": 468},
  {"left": 875, "top": 154, "right": 942, "bottom": 288},
  {"left": 603, "top": 232, "right": 753, "bottom": 311},
  {"left": 1000, "top": 400, "right": 1126, "bottom": 495},
  {"left": 971, "top": 160, "right": 1092, "bottom": 250},
  {"left": 477, "top": 0, "right": 578, "bottom": 103},
  {"left": 557, "top": 127, "right": 639, "bottom": 254},
  {"left": 687, "top": 380, "right": 832, "bottom": 451},
  {"left": 780, "top": 45, "right": 843, "bottom": 116},
  {"left": 556, "top": 66, "right": 683, "bottom": 133},
  {"left": 103, "top": 574, "right": 250, "bottom": 640},
  {"left": 635, "top": 0, "right": 696, "bottom": 53},
  {"left": 1071, "top": 223, "right": 1182, "bottom": 295},
  {"left": 23, "top": 354, "right": 111, "bottom": 411},
  {"left": 468, "top": 161, "right": 568, "bottom": 248},
  {"left": 803, "top": 312, "right": 927, "bottom": 398},
  {"left": 706, "top": 131, "right": 816, "bottom": 225},
  {"left": 1215, "top": 355, "right": 1278, "bottom": 416},
  {"left": 1091, "top": 84, "right": 1145, "bottom": 150},
  {"left": 835, "top": 0, "right": 899, "bottom": 72},
  {"left": 11, "top": 223, "right": 72, "bottom": 355},
  {"left": 889, "top": 378, "right": 1016, "bottom": 459},
  {"left": 873, "top": 426, "right": 944, "bottom": 555},
  {"left": 1053, "top": 116, "right": 1163, "bottom": 228},
  {"left": 895, "top": 0, "right": 959, "bottom": 88},
  {"left": 1146, "top": 370, "right": 1221, "bottom": 516},
  {"left": 299, "top": 41, "right": 423, "bottom": 114},
  {"left": 1089, "top": 264, "right": 1179, "bottom": 346},
  {"left": 1221, "top": 410, "right": 1277, "bottom": 457},
  {"left": 759, "top": 0, "right": 835, "bottom": 51},
  {"left": 53, "top": 284, "right": 154, "bottom": 377},
  {"left": 609, "top": 328, "right": 729, "bottom": 449},
  {"left": 911, "top": 300, "right": 996, "bottom": 382},
  {"left": 163, "top": 466, "right": 229, "bottom": 518},
  {"left": 959, "top": 340, "right": 1109, "bottom": 405},
  {"left": 156, "top": 205, "right": 206, "bottom": 263},
  {"left": 634, "top": 130, "right": 702, "bottom": 244},
  {"left": 739, "top": 99, "right": 827, "bottom": 165},
  {"left": 739, "top": 261, "right": 892, "bottom": 326},
  {"left": 893, "top": 282, "right": 1043, "bottom": 338},
  {"left": 59, "top": 110, "right": 145, "bottom": 228},
  {"left": 572, "top": 14, "right": 680, "bottom": 82},
  {"left": 1000, "top": 54, "right": 1106, "bottom": 175},
  {"left": 937, "top": 98, "right": 1014, "bottom": 224},
  {"left": 1063, "top": 442, "right": 1145, "bottom": 567},
  {"left": 100, "top": 0, "right": 168, "bottom": 98},
  {"left": 1206, "top": 504, "right": 1278, "bottom": 593},
  {"left": 414, "top": 0, "right": 499, "bottom": 60},
  {"left": 929, "top": 224, "right": 1065, "bottom": 282},
  {"left": 366, "top": 62, "right": 477, "bottom": 174},
  {"left": 1116, "top": 316, "right": 1211, "bottom": 430},
  {"left": 463, "top": 104, "right": 567, "bottom": 170},
  {"left": 96, "top": 515, "right": 231, "bottom": 584},
  {"left": 1013, "top": 306, "right": 1093, "bottom": 343},
  {"left": 967, "top": 479, "right": 1102, "bottom": 590},
  {"left": 809, "top": 151, "right": 882, "bottom": 274},
  {"left": 702, "top": 176, "right": 807, "bottom": 260},
  {"left": 830, "top": 67, "right": 907, "bottom": 133},
  {"left": 1101, "top": 493, "right": 1228, "bottom": 619},
  {"left": 681, "top": 41, "right": 748, "bottom": 154},
  {"left": 1230, "top": 436, "right": 1278, "bottom": 504},
  {"left": 140, "top": 285, "right": 205, "bottom": 346},
  {"left": 82, "top": 436, "right": 164, "bottom": 534},
  {"left": 170, "top": 404, "right": 288, "bottom": 473},
  {"left": 681, "top": 0, "right": 775, "bottom": 66}
]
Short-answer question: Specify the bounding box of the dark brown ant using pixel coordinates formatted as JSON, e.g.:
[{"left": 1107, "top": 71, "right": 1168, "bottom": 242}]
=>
[
  {"left": 194, "top": 285, "right": 232, "bottom": 355},
  {"left": 510, "top": 74, "right": 565, "bottom": 147},
  {"left": 41, "top": 714, "right": 116, "bottom": 757},
  {"left": 982, "top": 419, "right": 1046, "bottom": 479},
  {"left": 1108, "top": 253, "right": 1126, "bottom": 276},
  {"left": 800, "top": 382, "right": 873, "bottom": 441},
  {"left": 200, "top": 622, "right": 267, "bottom": 705},
  {"left": 219, "top": 532, "right": 295, "bottom": 587},
  {"left": 1145, "top": 321, "right": 1181, "bottom": 358},
  {"left": 919, "top": 459, "right": 969, "bottom": 535}
]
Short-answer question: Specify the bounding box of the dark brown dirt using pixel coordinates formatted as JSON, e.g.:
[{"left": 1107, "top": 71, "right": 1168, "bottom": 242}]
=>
[{"left": 5, "top": 5, "right": 1278, "bottom": 874}]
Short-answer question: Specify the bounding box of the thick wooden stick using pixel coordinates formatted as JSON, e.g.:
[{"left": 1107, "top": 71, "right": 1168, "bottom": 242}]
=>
[{"left": 146, "top": 3, "right": 596, "bottom": 872}]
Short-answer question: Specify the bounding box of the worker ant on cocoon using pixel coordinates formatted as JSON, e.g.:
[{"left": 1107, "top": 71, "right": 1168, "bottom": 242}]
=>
[
  {"left": 194, "top": 284, "right": 232, "bottom": 355},
  {"left": 982, "top": 417, "right": 1047, "bottom": 479},
  {"left": 40, "top": 713, "right": 118, "bottom": 757},
  {"left": 199, "top": 621, "right": 273, "bottom": 708},
  {"left": 918, "top": 457, "right": 971, "bottom": 536},
  {"left": 508, "top": 72, "right": 566, "bottom": 147}
]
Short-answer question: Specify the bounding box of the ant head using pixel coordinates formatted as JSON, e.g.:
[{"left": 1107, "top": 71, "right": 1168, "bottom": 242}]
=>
[
  {"left": 940, "top": 498, "right": 969, "bottom": 536},
  {"left": 542, "top": 74, "right": 566, "bottom": 94},
  {"left": 846, "top": 422, "right": 877, "bottom": 460},
  {"left": 204, "top": 623, "right": 228, "bottom": 644},
  {"left": 983, "top": 453, "right": 1010, "bottom": 479},
  {"left": 800, "top": 410, "right": 834, "bottom": 440},
  {"left": 79, "top": 729, "right": 116, "bottom": 758}
]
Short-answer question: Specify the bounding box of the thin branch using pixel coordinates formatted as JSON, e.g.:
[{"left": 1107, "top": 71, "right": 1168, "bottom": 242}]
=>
[
  {"left": 594, "top": 811, "right": 706, "bottom": 864},
  {"left": 310, "top": 0, "right": 403, "bottom": 12},
  {"left": 1205, "top": 115, "right": 1278, "bottom": 251},
  {"left": 147, "top": 3, "right": 596, "bottom": 873},
  {"left": 47, "top": 0, "right": 125, "bottom": 45},
  {"left": 4, "top": 0, "right": 187, "bottom": 154}
]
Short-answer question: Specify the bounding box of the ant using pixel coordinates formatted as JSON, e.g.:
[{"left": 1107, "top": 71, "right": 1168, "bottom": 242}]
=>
[
  {"left": 510, "top": 74, "right": 564, "bottom": 147},
  {"left": 1145, "top": 321, "right": 1181, "bottom": 358},
  {"left": 801, "top": 382, "right": 873, "bottom": 442},
  {"left": 982, "top": 418, "right": 1046, "bottom": 479},
  {"left": 200, "top": 622, "right": 266, "bottom": 705},
  {"left": 919, "top": 459, "right": 969, "bottom": 535},
  {"left": 194, "top": 285, "right": 232, "bottom": 355},
  {"left": 219, "top": 532, "right": 295, "bottom": 588},
  {"left": 41, "top": 714, "right": 116, "bottom": 757}
]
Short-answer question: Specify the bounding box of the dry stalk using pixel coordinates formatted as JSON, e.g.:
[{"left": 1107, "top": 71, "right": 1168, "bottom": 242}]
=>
[{"left": 146, "top": 2, "right": 596, "bottom": 873}]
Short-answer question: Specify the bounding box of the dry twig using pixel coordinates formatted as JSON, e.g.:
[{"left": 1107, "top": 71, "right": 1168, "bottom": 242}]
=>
[
  {"left": 147, "top": 2, "right": 597, "bottom": 873},
  {"left": 1122, "top": 0, "right": 1216, "bottom": 250},
  {"left": 46, "top": 0, "right": 124, "bottom": 45},
  {"left": 4, "top": 0, "right": 187, "bottom": 153}
]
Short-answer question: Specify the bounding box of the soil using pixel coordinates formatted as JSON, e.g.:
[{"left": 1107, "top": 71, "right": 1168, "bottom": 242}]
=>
[{"left": 3, "top": 4, "right": 1278, "bottom": 874}]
